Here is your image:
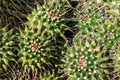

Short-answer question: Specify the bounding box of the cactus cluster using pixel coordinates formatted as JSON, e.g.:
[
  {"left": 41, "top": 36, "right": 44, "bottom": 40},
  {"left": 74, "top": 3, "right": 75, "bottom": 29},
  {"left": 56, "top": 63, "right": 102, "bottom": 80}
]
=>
[
  {"left": 76, "top": 1, "right": 120, "bottom": 49},
  {"left": 0, "top": 27, "right": 14, "bottom": 71},
  {"left": 78, "top": 14, "right": 119, "bottom": 50},
  {"left": 18, "top": 1, "right": 68, "bottom": 72},
  {"left": 0, "top": 0, "right": 120, "bottom": 79},
  {"left": 64, "top": 0, "right": 120, "bottom": 80}
]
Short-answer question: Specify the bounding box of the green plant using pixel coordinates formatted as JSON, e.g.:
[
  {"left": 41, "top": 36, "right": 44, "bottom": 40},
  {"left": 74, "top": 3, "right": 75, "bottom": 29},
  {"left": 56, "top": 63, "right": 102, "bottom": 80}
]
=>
[
  {"left": 1, "top": 0, "right": 120, "bottom": 79},
  {"left": 64, "top": 32, "right": 110, "bottom": 80},
  {"left": 27, "top": 1, "right": 68, "bottom": 37},
  {"left": 18, "top": 26, "right": 55, "bottom": 71},
  {"left": 0, "top": 27, "right": 14, "bottom": 71}
]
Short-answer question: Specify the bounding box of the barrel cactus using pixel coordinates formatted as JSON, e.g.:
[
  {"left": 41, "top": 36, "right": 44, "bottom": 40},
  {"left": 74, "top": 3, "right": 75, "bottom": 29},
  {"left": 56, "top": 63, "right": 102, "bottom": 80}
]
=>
[
  {"left": 0, "top": 27, "right": 14, "bottom": 71},
  {"left": 27, "top": 0, "right": 68, "bottom": 37},
  {"left": 64, "top": 32, "right": 110, "bottom": 80},
  {"left": 18, "top": 26, "right": 56, "bottom": 71}
]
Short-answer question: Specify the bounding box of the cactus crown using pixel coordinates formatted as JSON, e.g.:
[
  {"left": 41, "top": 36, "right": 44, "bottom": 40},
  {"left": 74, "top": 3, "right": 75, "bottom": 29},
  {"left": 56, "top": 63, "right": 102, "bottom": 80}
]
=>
[{"left": 18, "top": 26, "right": 55, "bottom": 71}]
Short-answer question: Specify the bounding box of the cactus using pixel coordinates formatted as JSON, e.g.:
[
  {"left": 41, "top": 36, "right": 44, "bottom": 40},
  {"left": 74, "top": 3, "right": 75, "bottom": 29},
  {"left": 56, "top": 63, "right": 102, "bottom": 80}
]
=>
[
  {"left": 18, "top": 26, "right": 54, "bottom": 71},
  {"left": 27, "top": 0, "right": 68, "bottom": 37},
  {"left": 64, "top": 32, "right": 110, "bottom": 80},
  {"left": 0, "top": 27, "right": 14, "bottom": 71}
]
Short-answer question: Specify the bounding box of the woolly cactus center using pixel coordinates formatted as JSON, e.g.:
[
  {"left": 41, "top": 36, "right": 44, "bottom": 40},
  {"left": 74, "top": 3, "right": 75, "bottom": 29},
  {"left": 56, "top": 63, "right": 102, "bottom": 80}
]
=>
[
  {"left": 107, "top": 33, "right": 114, "bottom": 38},
  {"left": 83, "top": 17, "right": 91, "bottom": 23},
  {"left": 48, "top": 11, "right": 58, "bottom": 19},
  {"left": 77, "top": 58, "right": 86, "bottom": 69},
  {"left": 31, "top": 43, "right": 39, "bottom": 52}
]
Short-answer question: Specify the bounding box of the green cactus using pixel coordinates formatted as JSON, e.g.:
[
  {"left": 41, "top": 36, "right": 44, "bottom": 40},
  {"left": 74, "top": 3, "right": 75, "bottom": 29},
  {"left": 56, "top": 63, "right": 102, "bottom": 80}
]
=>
[
  {"left": 18, "top": 26, "right": 55, "bottom": 71},
  {"left": 27, "top": 1, "right": 68, "bottom": 37},
  {"left": 0, "top": 27, "right": 14, "bottom": 71},
  {"left": 64, "top": 32, "right": 110, "bottom": 80}
]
